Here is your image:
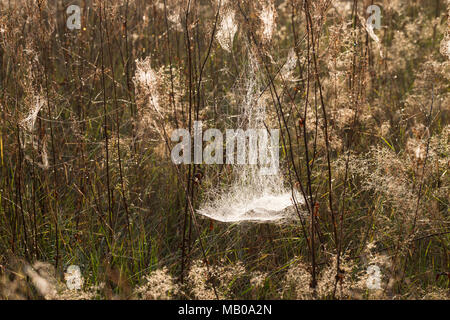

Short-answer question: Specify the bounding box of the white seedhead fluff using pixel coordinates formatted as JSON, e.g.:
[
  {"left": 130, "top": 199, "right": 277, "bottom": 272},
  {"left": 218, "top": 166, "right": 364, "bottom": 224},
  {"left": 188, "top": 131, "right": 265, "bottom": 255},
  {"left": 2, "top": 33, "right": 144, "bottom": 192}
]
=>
[
  {"left": 216, "top": 9, "right": 238, "bottom": 52},
  {"left": 64, "top": 265, "right": 84, "bottom": 290},
  {"left": 197, "top": 52, "right": 302, "bottom": 223}
]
